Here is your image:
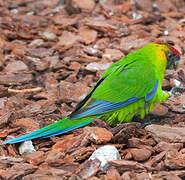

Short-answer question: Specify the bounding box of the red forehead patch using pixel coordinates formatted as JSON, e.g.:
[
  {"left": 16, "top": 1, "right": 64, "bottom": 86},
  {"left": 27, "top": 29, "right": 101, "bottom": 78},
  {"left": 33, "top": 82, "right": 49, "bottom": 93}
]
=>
[
  {"left": 154, "top": 41, "right": 181, "bottom": 56},
  {"left": 170, "top": 46, "right": 181, "bottom": 56},
  {"left": 155, "top": 41, "right": 162, "bottom": 44}
]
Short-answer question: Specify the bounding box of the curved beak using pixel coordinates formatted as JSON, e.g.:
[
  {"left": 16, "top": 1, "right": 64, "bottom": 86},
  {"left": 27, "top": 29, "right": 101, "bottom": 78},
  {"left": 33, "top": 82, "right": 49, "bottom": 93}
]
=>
[{"left": 167, "top": 54, "right": 181, "bottom": 69}]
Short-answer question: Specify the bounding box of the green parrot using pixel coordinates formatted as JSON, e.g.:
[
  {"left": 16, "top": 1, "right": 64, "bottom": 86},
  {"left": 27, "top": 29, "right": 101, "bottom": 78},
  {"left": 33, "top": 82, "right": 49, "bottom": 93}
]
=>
[{"left": 2, "top": 41, "right": 181, "bottom": 144}]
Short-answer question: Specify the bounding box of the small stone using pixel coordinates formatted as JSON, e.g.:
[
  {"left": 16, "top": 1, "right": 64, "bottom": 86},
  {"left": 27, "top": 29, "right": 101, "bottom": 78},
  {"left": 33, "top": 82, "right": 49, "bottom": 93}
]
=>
[
  {"left": 173, "top": 79, "right": 181, "bottom": 86},
  {"left": 19, "top": 141, "right": 36, "bottom": 155},
  {"left": 130, "top": 148, "right": 152, "bottom": 161},
  {"left": 180, "top": 149, "right": 185, "bottom": 154},
  {"left": 132, "top": 12, "right": 142, "bottom": 19},
  {"left": 83, "top": 46, "right": 101, "bottom": 56},
  {"left": 86, "top": 62, "right": 112, "bottom": 72},
  {"left": 89, "top": 145, "right": 121, "bottom": 171},
  {"left": 164, "top": 30, "right": 169, "bottom": 36},
  {"left": 145, "top": 125, "right": 185, "bottom": 143},
  {"left": 5, "top": 61, "right": 28, "bottom": 74}
]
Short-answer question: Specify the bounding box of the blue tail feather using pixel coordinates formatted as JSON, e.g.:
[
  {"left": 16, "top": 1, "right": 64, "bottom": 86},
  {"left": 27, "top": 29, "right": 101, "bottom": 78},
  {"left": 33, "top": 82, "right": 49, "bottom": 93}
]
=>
[{"left": 2, "top": 117, "right": 92, "bottom": 144}]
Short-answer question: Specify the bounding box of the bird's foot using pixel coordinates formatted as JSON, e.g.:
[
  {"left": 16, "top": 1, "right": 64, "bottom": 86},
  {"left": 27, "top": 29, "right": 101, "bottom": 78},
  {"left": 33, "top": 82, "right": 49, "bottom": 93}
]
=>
[{"left": 139, "top": 121, "right": 152, "bottom": 129}]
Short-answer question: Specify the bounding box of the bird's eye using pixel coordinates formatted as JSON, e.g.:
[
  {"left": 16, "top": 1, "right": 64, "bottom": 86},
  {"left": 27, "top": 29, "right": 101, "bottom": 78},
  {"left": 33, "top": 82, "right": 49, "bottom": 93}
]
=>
[{"left": 166, "top": 51, "right": 173, "bottom": 59}]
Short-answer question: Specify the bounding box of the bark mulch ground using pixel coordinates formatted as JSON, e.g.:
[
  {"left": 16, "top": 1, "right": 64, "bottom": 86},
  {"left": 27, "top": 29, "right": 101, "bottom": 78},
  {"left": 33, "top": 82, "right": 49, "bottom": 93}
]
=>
[{"left": 0, "top": 0, "right": 185, "bottom": 179}]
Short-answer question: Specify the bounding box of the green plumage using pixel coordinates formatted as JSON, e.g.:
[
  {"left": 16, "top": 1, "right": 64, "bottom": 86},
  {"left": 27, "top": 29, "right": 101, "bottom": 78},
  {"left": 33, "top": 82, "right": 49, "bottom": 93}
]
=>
[{"left": 2, "top": 42, "right": 180, "bottom": 144}]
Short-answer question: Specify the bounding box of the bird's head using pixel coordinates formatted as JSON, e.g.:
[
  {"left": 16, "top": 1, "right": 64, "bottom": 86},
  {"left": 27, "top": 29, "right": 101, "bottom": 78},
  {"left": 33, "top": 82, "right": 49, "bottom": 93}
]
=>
[{"left": 154, "top": 41, "right": 181, "bottom": 69}]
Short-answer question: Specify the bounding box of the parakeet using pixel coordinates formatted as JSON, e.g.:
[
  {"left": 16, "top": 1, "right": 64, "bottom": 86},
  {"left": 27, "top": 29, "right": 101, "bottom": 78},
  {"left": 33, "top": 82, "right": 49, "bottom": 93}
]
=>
[{"left": 2, "top": 41, "right": 181, "bottom": 144}]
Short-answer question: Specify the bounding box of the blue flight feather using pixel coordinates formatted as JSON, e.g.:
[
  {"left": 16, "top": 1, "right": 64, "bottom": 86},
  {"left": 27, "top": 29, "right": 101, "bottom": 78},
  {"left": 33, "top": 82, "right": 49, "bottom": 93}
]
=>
[
  {"left": 145, "top": 81, "right": 158, "bottom": 101},
  {"left": 70, "top": 97, "right": 139, "bottom": 120},
  {"left": 2, "top": 118, "right": 92, "bottom": 144}
]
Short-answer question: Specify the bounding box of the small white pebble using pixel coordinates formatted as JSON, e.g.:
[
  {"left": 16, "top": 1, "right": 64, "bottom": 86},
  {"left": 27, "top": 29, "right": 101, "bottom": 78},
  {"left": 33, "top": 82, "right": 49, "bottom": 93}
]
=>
[
  {"left": 80, "top": 94, "right": 87, "bottom": 101},
  {"left": 89, "top": 47, "right": 97, "bottom": 54},
  {"left": 102, "top": 54, "right": 112, "bottom": 60},
  {"left": 89, "top": 145, "right": 121, "bottom": 171},
  {"left": 164, "top": 30, "right": 168, "bottom": 36},
  {"left": 132, "top": 12, "right": 142, "bottom": 19},
  {"left": 11, "top": 9, "right": 18, "bottom": 14},
  {"left": 26, "top": 11, "right": 35, "bottom": 16},
  {"left": 174, "top": 79, "right": 181, "bottom": 87},
  {"left": 86, "top": 62, "right": 112, "bottom": 71},
  {"left": 19, "top": 140, "right": 36, "bottom": 155},
  {"left": 152, "top": 3, "right": 158, "bottom": 8},
  {"left": 109, "top": 10, "right": 114, "bottom": 16},
  {"left": 93, "top": 44, "right": 99, "bottom": 49}
]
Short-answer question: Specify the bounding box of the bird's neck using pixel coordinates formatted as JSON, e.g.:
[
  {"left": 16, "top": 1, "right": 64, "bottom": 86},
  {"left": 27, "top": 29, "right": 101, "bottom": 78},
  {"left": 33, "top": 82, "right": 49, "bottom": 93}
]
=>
[{"left": 153, "top": 50, "right": 167, "bottom": 85}]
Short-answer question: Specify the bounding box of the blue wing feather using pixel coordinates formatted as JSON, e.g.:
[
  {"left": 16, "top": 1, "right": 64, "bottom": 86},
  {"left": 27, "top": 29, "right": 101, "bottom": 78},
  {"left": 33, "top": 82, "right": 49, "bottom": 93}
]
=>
[
  {"left": 70, "top": 97, "right": 139, "bottom": 120},
  {"left": 70, "top": 81, "right": 158, "bottom": 120},
  {"left": 145, "top": 81, "right": 158, "bottom": 101}
]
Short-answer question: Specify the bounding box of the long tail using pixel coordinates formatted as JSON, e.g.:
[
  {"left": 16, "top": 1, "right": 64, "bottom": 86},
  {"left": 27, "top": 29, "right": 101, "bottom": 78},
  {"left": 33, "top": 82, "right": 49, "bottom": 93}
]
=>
[{"left": 2, "top": 116, "right": 92, "bottom": 144}]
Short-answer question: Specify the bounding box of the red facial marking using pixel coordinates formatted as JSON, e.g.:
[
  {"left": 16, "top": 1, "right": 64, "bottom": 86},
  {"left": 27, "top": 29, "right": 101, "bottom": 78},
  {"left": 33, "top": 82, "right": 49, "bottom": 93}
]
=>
[
  {"left": 155, "top": 41, "right": 162, "bottom": 44},
  {"left": 154, "top": 41, "right": 181, "bottom": 56},
  {"left": 170, "top": 46, "right": 181, "bottom": 56}
]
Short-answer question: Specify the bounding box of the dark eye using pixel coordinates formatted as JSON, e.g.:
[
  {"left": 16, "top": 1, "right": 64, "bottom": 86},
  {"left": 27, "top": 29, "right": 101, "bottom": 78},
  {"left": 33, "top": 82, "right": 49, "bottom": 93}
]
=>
[{"left": 166, "top": 51, "right": 173, "bottom": 59}]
